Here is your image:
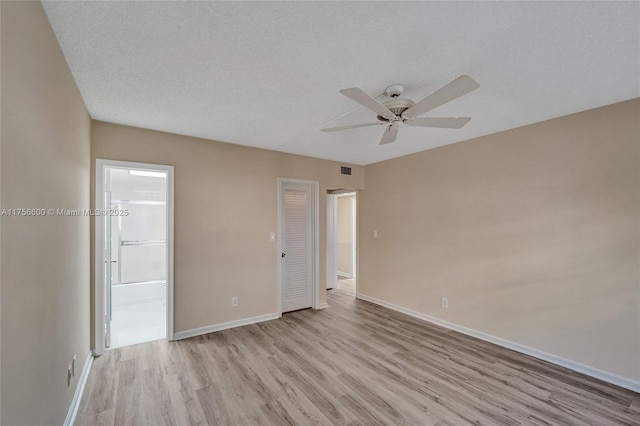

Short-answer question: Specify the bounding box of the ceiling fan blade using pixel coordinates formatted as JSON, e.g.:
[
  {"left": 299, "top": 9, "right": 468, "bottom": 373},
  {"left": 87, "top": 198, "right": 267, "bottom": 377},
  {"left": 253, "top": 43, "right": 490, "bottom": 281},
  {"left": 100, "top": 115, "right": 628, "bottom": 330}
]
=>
[
  {"left": 406, "top": 117, "right": 471, "bottom": 129},
  {"left": 321, "top": 122, "right": 382, "bottom": 132},
  {"left": 340, "top": 87, "right": 396, "bottom": 119},
  {"left": 402, "top": 75, "right": 479, "bottom": 119},
  {"left": 379, "top": 125, "right": 398, "bottom": 145}
]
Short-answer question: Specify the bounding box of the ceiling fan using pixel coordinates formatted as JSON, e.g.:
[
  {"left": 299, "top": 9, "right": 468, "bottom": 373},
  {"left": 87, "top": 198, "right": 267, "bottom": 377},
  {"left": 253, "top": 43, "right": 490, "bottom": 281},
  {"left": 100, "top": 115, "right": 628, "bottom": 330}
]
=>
[{"left": 322, "top": 75, "right": 479, "bottom": 145}]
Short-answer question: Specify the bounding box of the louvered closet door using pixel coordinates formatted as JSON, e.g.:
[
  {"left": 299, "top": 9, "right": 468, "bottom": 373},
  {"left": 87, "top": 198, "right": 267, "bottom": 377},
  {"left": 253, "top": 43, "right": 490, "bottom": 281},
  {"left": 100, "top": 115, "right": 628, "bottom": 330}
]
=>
[{"left": 282, "top": 183, "right": 313, "bottom": 312}]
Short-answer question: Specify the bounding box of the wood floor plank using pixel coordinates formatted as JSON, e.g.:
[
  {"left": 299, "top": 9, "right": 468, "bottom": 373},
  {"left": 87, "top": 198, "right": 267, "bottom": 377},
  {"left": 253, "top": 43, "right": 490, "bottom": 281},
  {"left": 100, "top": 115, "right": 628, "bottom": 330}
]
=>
[
  {"left": 166, "top": 372, "right": 208, "bottom": 426},
  {"left": 266, "top": 351, "right": 357, "bottom": 425},
  {"left": 75, "top": 408, "right": 116, "bottom": 426},
  {"left": 339, "top": 393, "right": 390, "bottom": 426},
  {"left": 142, "top": 363, "right": 177, "bottom": 425},
  {"left": 113, "top": 358, "right": 143, "bottom": 426},
  {"left": 76, "top": 347, "right": 120, "bottom": 419},
  {"left": 76, "top": 285, "right": 640, "bottom": 426},
  {"left": 195, "top": 384, "right": 236, "bottom": 426}
]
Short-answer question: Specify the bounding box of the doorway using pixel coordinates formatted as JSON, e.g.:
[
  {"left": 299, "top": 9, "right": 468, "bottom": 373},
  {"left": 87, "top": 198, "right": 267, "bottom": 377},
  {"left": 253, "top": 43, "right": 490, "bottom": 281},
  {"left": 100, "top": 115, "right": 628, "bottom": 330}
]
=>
[
  {"left": 278, "top": 178, "right": 320, "bottom": 314},
  {"left": 95, "top": 160, "right": 174, "bottom": 355},
  {"left": 327, "top": 191, "right": 357, "bottom": 297}
]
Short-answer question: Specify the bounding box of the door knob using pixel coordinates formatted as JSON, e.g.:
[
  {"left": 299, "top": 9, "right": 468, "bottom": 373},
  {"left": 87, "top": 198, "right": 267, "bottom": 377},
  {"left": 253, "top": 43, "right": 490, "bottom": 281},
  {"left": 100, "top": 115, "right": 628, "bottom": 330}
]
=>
[{"left": 281, "top": 253, "right": 286, "bottom": 258}]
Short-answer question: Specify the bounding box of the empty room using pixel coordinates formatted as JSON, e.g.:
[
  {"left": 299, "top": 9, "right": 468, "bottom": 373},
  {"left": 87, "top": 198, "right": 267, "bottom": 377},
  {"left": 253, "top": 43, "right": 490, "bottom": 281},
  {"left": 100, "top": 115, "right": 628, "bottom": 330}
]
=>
[{"left": 1, "top": 1, "right": 639, "bottom": 425}]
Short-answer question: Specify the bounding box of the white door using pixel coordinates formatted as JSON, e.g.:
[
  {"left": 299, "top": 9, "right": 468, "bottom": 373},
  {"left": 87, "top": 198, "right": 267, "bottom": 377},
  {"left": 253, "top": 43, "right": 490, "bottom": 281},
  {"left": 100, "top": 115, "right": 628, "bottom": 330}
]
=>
[{"left": 281, "top": 182, "right": 313, "bottom": 312}]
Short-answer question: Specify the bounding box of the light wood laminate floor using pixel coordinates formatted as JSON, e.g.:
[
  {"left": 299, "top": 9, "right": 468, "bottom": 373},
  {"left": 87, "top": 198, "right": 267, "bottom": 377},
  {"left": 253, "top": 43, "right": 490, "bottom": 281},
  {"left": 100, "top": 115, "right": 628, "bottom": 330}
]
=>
[
  {"left": 77, "top": 286, "right": 640, "bottom": 426},
  {"left": 335, "top": 277, "right": 356, "bottom": 297}
]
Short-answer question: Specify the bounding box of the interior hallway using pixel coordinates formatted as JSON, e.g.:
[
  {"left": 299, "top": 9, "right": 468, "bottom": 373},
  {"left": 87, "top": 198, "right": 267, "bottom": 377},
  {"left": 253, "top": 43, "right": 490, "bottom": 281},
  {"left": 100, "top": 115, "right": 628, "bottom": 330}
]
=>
[{"left": 335, "top": 276, "right": 356, "bottom": 297}]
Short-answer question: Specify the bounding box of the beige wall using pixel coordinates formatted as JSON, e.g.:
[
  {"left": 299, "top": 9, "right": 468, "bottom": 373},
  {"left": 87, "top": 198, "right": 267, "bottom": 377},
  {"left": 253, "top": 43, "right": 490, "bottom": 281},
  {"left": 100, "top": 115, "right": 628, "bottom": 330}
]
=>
[
  {"left": 1, "top": 2, "right": 91, "bottom": 425},
  {"left": 360, "top": 99, "right": 640, "bottom": 381},
  {"left": 337, "top": 195, "right": 355, "bottom": 276},
  {"left": 91, "top": 121, "right": 364, "bottom": 336}
]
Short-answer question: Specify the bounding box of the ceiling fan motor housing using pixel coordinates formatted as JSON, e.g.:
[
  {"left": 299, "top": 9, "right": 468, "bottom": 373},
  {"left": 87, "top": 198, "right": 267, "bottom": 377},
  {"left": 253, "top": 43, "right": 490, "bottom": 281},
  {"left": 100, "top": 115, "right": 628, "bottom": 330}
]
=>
[
  {"left": 379, "top": 97, "right": 415, "bottom": 121},
  {"left": 385, "top": 84, "right": 404, "bottom": 97}
]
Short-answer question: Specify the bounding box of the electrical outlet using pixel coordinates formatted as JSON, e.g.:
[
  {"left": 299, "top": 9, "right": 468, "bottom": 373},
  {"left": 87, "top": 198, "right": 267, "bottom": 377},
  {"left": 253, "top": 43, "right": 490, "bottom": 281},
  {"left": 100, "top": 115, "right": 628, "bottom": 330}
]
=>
[
  {"left": 269, "top": 232, "right": 276, "bottom": 241},
  {"left": 441, "top": 297, "right": 448, "bottom": 308},
  {"left": 232, "top": 296, "right": 239, "bottom": 307},
  {"left": 67, "top": 366, "right": 72, "bottom": 387},
  {"left": 72, "top": 355, "right": 77, "bottom": 376},
  {"left": 373, "top": 229, "right": 378, "bottom": 238}
]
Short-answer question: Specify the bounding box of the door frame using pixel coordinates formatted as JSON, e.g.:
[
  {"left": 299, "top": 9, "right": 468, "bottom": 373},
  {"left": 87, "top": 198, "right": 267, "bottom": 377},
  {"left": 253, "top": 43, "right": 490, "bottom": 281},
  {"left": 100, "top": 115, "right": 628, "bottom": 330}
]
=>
[
  {"left": 325, "top": 194, "right": 337, "bottom": 290},
  {"left": 94, "top": 159, "right": 175, "bottom": 355},
  {"left": 277, "top": 177, "right": 320, "bottom": 315},
  {"left": 349, "top": 194, "right": 357, "bottom": 280},
  {"left": 327, "top": 191, "right": 358, "bottom": 294}
]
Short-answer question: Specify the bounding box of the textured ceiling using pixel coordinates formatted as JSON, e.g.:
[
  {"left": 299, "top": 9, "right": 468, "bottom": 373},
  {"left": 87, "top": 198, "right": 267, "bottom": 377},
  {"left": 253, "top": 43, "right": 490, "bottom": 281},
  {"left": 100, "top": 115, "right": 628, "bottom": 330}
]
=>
[{"left": 42, "top": 1, "right": 639, "bottom": 165}]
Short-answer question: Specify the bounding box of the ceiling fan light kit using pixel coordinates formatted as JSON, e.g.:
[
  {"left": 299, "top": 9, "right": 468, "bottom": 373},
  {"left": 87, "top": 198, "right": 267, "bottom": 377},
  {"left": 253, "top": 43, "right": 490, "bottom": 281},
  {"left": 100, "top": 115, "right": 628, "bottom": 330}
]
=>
[{"left": 322, "top": 75, "right": 480, "bottom": 145}]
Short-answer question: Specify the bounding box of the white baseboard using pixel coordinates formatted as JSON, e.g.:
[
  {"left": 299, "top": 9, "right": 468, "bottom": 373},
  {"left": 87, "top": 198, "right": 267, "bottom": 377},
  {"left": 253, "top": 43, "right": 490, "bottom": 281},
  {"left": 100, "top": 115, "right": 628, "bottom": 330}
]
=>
[
  {"left": 337, "top": 271, "right": 352, "bottom": 278},
  {"left": 316, "top": 302, "right": 329, "bottom": 310},
  {"left": 173, "top": 312, "right": 280, "bottom": 340},
  {"left": 64, "top": 351, "right": 94, "bottom": 426},
  {"left": 357, "top": 293, "right": 640, "bottom": 393}
]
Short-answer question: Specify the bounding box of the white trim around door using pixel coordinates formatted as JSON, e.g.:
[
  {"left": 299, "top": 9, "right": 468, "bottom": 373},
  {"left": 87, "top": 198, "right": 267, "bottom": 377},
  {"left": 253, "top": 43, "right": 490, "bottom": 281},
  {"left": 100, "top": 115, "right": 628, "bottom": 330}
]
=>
[
  {"left": 325, "top": 194, "right": 338, "bottom": 290},
  {"left": 277, "top": 178, "right": 320, "bottom": 315},
  {"left": 94, "top": 159, "right": 175, "bottom": 356},
  {"left": 328, "top": 192, "right": 358, "bottom": 292}
]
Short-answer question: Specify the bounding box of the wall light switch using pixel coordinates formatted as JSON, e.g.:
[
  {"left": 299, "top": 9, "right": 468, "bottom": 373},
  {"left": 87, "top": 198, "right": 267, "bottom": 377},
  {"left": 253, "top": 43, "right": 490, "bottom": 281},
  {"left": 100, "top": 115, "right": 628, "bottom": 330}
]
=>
[
  {"left": 373, "top": 230, "right": 378, "bottom": 238},
  {"left": 269, "top": 232, "right": 276, "bottom": 241}
]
